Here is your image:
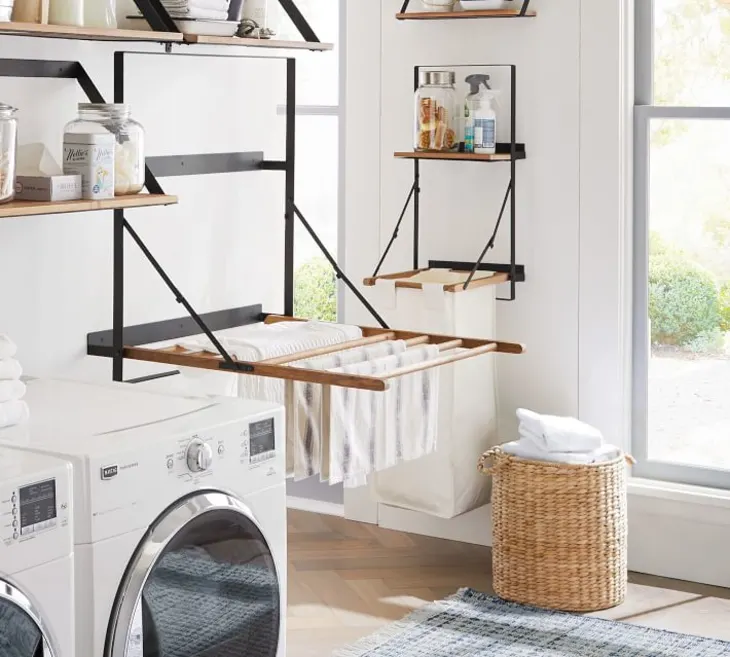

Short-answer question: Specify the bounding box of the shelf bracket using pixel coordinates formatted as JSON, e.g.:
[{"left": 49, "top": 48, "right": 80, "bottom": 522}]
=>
[
  {"left": 372, "top": 182, "right": 416, "bottom": 278},
  {"left": 278, "top": 0, "right": 321, "bottom": 43},
  {"left": 133, "top": 0, "right": 181, "bottom": 33}
]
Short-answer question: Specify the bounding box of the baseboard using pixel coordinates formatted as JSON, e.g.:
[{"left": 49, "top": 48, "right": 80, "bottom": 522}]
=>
[{"left": 287, "top": 495, "right": 345, "bottom": 517}]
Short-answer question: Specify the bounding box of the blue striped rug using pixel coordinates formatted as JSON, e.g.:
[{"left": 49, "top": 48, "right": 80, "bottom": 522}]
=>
[{"left": 336, "top": 588, "right": 730, "bottom": 656}]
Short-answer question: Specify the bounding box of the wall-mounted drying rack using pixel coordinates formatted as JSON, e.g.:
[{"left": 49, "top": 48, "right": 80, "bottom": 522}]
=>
[
  {"left": 374, "top": 64, "right": 526, "bottom": 301},
  {"left": 397, "top": 0, "right": 535, "bottom": 20},
  {"left": 0, "top": 5, "right": 525, "bottom": 390}
]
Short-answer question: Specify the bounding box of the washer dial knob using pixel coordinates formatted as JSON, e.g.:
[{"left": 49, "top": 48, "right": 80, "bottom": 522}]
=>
[{"left": 186, "top": 440, "right": 213, "bottom": 473}]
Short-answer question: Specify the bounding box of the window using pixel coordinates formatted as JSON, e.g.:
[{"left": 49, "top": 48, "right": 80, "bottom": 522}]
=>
[
  {"left": 279, "top": 0, "right": 342, "bottom": 323},
  {"left": 634, "top": 0, "right": 730, "bottom": 487}
]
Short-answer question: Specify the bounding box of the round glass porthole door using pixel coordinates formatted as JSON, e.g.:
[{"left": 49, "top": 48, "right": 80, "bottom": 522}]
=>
[
  {"left": 107, "top": 492, "right": 280, "bottom": 657},
  {"left": 0, "top": 580, "right": 55, "bottom": 657}
]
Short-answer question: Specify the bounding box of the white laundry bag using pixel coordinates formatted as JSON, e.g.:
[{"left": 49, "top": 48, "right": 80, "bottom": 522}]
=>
[{"left": 364, "top": 268, "right": 501, "bottom": 518}]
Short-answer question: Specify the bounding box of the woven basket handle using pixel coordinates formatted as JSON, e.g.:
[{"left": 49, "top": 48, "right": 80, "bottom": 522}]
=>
[{"left": 479, "top": 447, "right": 636, "bottom": 473}]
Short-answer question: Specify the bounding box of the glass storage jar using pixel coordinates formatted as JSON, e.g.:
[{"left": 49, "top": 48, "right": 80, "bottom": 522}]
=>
[
  {"left": 414, "top": 70, "right": 458, "bottom": 152},
  {"left": 0, "top": 103, "right": 18, "bottom": 204},
  {"left": 65, "top": 103, "right": 145, "bottom": 195}
]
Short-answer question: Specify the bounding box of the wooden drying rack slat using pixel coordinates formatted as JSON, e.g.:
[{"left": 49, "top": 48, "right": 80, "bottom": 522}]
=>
[{"left": 122, "top": 316, "right": 525, "bottom": 391}]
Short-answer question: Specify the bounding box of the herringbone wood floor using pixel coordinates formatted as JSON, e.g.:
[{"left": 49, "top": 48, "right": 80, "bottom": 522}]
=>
[{"left": 286, "top": 510, "right": 730, "bottom": 657}]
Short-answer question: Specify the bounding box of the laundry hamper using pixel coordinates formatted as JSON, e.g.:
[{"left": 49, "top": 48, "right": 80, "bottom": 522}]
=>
[
  {"left": 364, "top": 268, "right": 505, "bottom": 518},
  {"left": 478, "top": 447, "right": 630, "bottom": 612}
]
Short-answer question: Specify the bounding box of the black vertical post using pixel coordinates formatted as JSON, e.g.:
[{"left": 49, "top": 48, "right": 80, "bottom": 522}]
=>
[
  {"left": 112, "top": 210, "right": 124, "bottom": 382},
  {"left": 112, "top": 53, "right": 125, "bottom": 381},
  {"left": 284, "top": 58, "right": 296, "bottom": 316},
  {"left": 413, "top": 66, "right": 421, "bottom": 270},
  {"left": 509, "top": 65, "right": 517, "bottom": 301}
]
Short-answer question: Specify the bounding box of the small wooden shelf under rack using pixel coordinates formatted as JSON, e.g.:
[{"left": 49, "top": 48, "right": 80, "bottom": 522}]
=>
[
  {"left": 119, "top": 315, "right": 525, "bottom": 392},
  {"left": 182, "top": 34, "right": 333, "bottom": 50},
  {"left": 395, "top": 151, "right": 526, "bottom": 162},
  {"left": 0, "top": 194, "right": 178, "bottom": 219},
  {"left": 396, "top": 9, "right": 536, "bottom": 19}
]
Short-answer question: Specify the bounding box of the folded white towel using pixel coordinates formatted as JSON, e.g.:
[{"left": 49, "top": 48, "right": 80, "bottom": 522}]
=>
[
  {"left": 287, "top": 340, "right": 408, "bottom": 481},
  {"left": 516, "top": 408, "right": 603, "bottom": 453},
  {"left": 162, "top": 0, "right": 229, "bottom": 9},
  {"left": 167, "top": 6, "right": 229, "bottom": 19},
  {"left": 180, "top": 321, "right": 363, "bottom": 405},
  {"left": 0, "top": 380, "right": 25, "bottom": 403},
  {"left": 0, "top": 359, "right": 22, "bottom": 381},
  {"left": 0, "top": 400, "right": 29, "bottom": 429},
  {"left": 0, "top": 335, "right": 17, "bottom": 360},
  {"left": 329, "top": 345, "right": 440, "bottom": 488},
  {"left": 502, "top": 439, "right": 620, "bottom": 465}
]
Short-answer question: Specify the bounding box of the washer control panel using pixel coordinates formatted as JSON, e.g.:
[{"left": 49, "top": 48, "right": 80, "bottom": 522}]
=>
[
  {"left": 1, "top": 477, "right": 58, "bottom": 544},
  {"left": 162, "top": 412, "right": 281, "bottom": 483}
]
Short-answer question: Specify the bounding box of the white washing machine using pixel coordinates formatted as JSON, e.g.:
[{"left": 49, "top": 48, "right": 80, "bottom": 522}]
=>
[
  {"left": 0, "top": 448, "right": 73, "bottom": 657},
  {"left": 0, "top": 378, "right": 287, "bottom": 657}
]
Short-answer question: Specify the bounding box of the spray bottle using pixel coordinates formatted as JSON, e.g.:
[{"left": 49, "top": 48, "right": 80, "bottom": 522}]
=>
[{"left": 464, "top": 74, "right": 497, "bottom": 155}]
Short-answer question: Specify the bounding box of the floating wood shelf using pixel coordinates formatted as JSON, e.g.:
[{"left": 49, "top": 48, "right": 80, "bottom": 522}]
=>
[
  {"left": 0, "top": 21, "right": 183, "bottom": 42},
  {"left": 396, "top": 9, "right": 536, "bottom": 19},
  {"left": 0, "top": 22, "right": 333, "bottom": 49},
  {"left": 182, "top": 34, "right": 333, "bottom": 50},
  {"left": 115, "top": 315, "right": 524, "bottom": 392},
  {"left": 395, "top": 151, "right": 526, "bottom": 162},
  {"left": 0, "top": 194, "right": 178, "bottom": 219},
  {"left": 363, "top": 268, "right": 510, "bottom": 291}
]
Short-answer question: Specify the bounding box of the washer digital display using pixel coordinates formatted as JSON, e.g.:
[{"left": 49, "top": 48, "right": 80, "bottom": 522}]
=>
[
  {"left": 249, "top": 418, "right": 276, "bottom": 464},
  {"left": 19, "top": 478, "right": 57, "bottom": 534}
]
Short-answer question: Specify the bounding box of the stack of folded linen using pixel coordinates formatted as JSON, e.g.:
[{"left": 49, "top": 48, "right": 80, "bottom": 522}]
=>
[
  {"left": 161, "top": 0, "right": 229, "bottom": 20},
  {"left": 0, "top": 336, "right": 28, "bottom": 430},
  {"left": 502, "top": 408, "right": 620, "bottom": 464}
]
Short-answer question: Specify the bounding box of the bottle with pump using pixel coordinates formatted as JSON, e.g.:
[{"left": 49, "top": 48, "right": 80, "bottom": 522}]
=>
[{"left": 464, "top": 74, "right": 497, "bottom": 155}]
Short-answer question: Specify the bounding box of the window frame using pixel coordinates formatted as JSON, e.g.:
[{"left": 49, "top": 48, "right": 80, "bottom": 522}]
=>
[{"left": 633, "top": 0, "right": 730, "bottom": 488}]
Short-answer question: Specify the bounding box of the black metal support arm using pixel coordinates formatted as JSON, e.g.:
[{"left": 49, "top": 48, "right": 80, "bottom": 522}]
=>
[
  {"left": 133, "top": 0, "right": 180, "bottom": 32},
  {"left": 399, "top": 0, "right": 531, "bottom": 14},
  {"left": 372, "top": 182, "right": 416, "bottom": 278}
]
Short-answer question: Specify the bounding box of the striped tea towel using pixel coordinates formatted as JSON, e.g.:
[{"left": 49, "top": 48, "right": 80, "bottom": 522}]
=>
[
  {"left": 286, "top": 340, "right": 408, "bottom": 481},
  {"left": 327, "top": 345, "right": 440, "bottom": 488}
]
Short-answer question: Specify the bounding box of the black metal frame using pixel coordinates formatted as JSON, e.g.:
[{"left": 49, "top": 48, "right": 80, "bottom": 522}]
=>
[
  {"left": 399, "top": 0, "right": 531, "bottom": 15},
  {"left": 92, "top": 49, "right": 387, "bottom": 382},
  {"left": 374, "top": 64, "right": 526, "bottom": 301},
  {"left": 134, "top": 0, "right": 321, "bottom": 43}
]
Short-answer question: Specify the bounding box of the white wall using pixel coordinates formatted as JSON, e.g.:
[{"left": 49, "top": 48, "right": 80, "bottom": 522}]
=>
[{"left": 0, "top": 35, "right": 312, "bottom": 383}]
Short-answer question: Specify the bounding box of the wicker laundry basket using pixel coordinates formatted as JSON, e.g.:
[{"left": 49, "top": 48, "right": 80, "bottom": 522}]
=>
[{"left": 478, "top": 447, "right": 631, "bottom": 612}]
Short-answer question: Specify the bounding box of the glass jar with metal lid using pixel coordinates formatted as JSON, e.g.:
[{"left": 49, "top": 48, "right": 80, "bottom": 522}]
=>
[
  {"left": 64, "top": 103, "right": 145, "bottom": 195},
  {"left": 414, "top": 70, "right": 458, "bottom": 152},
  {"left": 0, "top": 103, "right": 18, "bottom": 204}
]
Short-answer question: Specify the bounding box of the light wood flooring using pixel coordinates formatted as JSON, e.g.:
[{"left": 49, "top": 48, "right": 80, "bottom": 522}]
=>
[{"left": 287, "top": 509, "right": 730, "bottom": 657}]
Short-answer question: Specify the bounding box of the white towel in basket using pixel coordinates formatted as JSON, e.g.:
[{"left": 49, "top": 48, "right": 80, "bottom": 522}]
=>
[
  {"left": 502, "top": 440, "right": 620, "bottom": 465},
  {"left": 328, "top": 344, "right": 440, "bottom": 488},
  {"left": 517, "top": 408, "right": 604, "bottom": 453},
  {"left": 286, "top": 340, "right": 408, "bottom": 481}
]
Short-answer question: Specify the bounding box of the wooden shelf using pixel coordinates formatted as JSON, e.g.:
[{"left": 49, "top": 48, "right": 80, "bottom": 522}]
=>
[
  {"left": 0, "top": 21, "right": 183, "bottom": 42},
  {"left": 0, "top": 194, "right": 178, "bottom": 219},
  {"left": 0, "top": 22, "right": 333, "bottom": 49},
  {"left": 396, "top": 9, "right": 536, "bottom": 19},
  {"left": 182, "top": 34, "right": 333, "bottom": 50},
  {"left": 395, "top": 151, "right": 525, "bottom": 162}
]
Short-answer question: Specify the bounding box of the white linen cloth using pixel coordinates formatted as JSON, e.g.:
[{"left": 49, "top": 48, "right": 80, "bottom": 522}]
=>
[
  {"left": 516, "top": 407, "right": 604, "bottom": 453},
  {"left": 502, "top": 439, "right": 620, "bottom": 465},
  {"left": 0, "top": 380, "right": 26, "bottom": 403},
  {"left": 0, "top": 400, "right": 29, "bottom": 429},
  {"left": 0, "top": 359, "right": 22, "bottom": 381},
  {"left": 286, "top": 340, "right": 408, "bottom": 481},
  {"left": 160, "top": 0, "right": 229, "bottom": 19},
  {"left": 179, "top": 321, "right": 363, "bottom": 404},
  {"left": 328, "top": 345, "right": 440, "bottom": 488},
  {"left": 0, "top": 335, "right": 17, "bottom": 360}
]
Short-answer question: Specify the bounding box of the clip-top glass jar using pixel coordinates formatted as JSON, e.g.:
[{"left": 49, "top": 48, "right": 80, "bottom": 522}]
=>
[
  {"left": 65, "top": 104, "right": 145, "bottom": 196},
  {"left": 414, "top": 70, "right": 458, "bottom": 152},
  {"left": 0, "top": 103, "right": 18, "bottom": 205}
]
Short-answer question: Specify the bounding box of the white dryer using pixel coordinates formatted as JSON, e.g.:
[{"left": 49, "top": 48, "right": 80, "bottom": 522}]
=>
[
  {"left": 0, "top": 448, "right": 73, "bottom": 657},
  {"left": 0, "top": 379, "right": 286, "bottom": 657}
]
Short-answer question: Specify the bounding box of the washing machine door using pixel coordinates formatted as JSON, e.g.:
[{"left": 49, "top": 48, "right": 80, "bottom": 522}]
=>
[
  {"left": 106, "top": 491, "right": 280, "bottom": 657},
  {"left": 0, "top": 578, "right": 57, "bottom": 657}
]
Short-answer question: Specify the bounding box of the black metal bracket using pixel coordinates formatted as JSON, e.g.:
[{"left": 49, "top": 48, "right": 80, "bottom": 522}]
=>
[
  {"left": 376, "top": 64, "right": 525, "bottom": 301},
  {"left": 278, "top": 0, "right": 321, "bottom": 43}
]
